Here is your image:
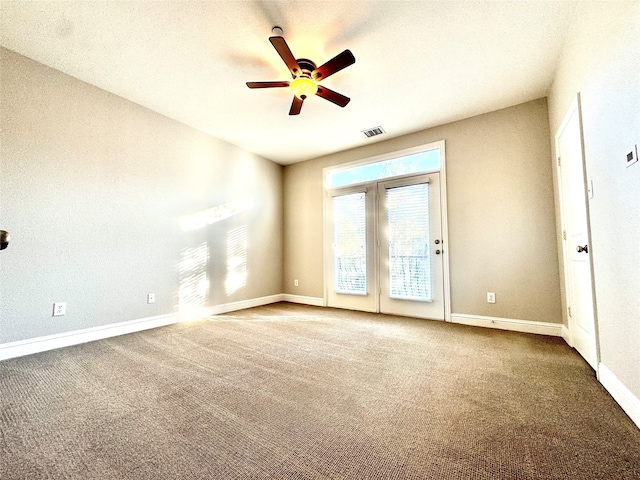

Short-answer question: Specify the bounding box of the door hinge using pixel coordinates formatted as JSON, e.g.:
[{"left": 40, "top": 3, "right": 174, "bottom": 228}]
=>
[
  {"left": 568, "top": 306, "right": 572, "bottom": 318},
  {"left": 557, "top": 156, "right": 561, "bottom": 166},
  {"left": 563, "top": 230, "right": 567, "bottom": 241}
]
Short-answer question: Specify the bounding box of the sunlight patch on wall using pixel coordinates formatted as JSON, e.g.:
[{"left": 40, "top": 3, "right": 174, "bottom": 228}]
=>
[
  {"left": 178, "top": 242, "right": 209, "bottom": 319},
  {"left": 225, "top": 225, "right": 247, "bottom": 296},
  {"left": 179, "top": 196, "right": 254, "bottom": 232}
]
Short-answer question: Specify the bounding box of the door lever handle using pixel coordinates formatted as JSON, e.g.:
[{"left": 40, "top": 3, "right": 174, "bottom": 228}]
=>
[
  {"left": 0, "top": 230, "right": 9, "bottom": 251},
  {"left": 576, "top": 244, "right": 588, "bottom": 254}
]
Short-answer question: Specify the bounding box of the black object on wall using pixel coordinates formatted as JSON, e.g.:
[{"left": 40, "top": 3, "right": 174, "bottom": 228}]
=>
[{"left": 1, "top": 230, "right": 9, "bottom": 250}]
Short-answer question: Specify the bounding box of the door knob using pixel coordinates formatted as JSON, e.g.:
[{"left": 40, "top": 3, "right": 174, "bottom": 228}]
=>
[
  {"left": 576, "top": 245, "right": 588, "bottom": 254},
  {"left": 0, "top": 230, "right": 9, "bottom": 251},
  {"left": 435, "top": 239, "right": 440, "bottom": 245},
  {"left": 435, "top": 249, "right": 441, "bottom": 255}
]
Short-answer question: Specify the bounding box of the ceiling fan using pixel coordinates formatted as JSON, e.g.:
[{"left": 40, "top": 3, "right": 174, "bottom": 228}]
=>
[{"left": 246, "top": 29, "right": 356, "bottom": 115}]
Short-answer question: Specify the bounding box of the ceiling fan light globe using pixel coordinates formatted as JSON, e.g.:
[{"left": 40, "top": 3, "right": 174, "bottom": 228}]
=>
[{"left": 290, "top": 77, "right": 317, "bottom": 100}]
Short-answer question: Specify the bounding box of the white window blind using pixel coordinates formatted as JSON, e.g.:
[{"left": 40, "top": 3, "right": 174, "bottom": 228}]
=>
[
  {"left": 333, "top": 192, "right": 367, "bottom": 294},
  {"left": 386, "top": 183, "right": 431, "bottom": 301}
]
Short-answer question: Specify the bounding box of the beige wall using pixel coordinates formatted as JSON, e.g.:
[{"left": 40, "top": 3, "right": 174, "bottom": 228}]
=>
[
  {"left": 284, "top": 98, "right": 562, "bottom": 324},
  {"left": 548, "top": 2, "right": 640, "bottom": 399},
  {"left": 0, "top": 48, "right": 283, "bottom": 343}
]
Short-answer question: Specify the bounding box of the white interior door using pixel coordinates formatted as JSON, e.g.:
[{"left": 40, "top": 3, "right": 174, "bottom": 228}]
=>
[
  {"left": 556, "top": 96, "right": 598, "bottom": 370},
  {"left": 378, "top": 174, "right": 444, "bottom": 320}
]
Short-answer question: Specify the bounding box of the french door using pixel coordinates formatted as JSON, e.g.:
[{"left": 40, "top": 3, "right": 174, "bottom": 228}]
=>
[
  {"left": 326, "top": 187, "right": 377, "bottom": 312},
  {"left": 378, "top": 174, "right": 443, "bottom": 319},
  {"left": 327, "top": 173, "right": 444, "bottom": 320}
]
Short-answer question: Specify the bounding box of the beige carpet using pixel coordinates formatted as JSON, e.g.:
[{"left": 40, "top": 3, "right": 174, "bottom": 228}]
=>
[{"left": 1, "top": 302, "right": 639, "bottom": 479}]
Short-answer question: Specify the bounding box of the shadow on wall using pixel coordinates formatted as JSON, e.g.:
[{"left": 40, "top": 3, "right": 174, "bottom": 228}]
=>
[{"left": 177, "top": 196, "right": 253, "bottom": 318}]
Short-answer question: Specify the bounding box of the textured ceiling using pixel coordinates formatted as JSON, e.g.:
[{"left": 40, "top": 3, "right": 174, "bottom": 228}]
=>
[{"left": 0, "top": 1, "right": 577, "bottom": 165}]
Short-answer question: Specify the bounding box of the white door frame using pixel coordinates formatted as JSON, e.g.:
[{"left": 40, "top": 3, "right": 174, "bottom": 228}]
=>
[
  {"left": 555, "top": 94, "right": 600, "bottom": 371},
  {"left": 322, "top": 141, "right": 451, "bottom": 322}
]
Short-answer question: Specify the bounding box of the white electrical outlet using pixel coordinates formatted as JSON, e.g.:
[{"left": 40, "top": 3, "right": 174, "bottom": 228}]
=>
[
  {"left": 147, "top": 293, "right": 155, "bottom": 304},
  {"left": 487, "top": 292, "right": 496, "bottom": 304},
  {"left": 53, "top": 302, "right": 67, "bottom": 316},
  {"left": 294, "top": 279, "right": 299, "bottom": 287}
]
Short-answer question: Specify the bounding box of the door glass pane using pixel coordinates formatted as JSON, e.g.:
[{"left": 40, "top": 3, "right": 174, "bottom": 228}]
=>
[
  {"left": 386, "top": 183, "right": 431, "bottom": 301},
  {"left": 333, "top": 192, "right": 367, "bottom": 294}
]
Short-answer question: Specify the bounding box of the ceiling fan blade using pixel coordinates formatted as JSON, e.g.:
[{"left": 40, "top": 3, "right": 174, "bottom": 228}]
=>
[
  {"left": 316, "top": 86, "right": 350, "bottom": 107},
  {"left": 312, "top": 50, "right": 355, "bottom": 81},
  {"left": 246, "top": 81, "right": 290, "bottom": 89},
  {"left": 269, "top": 36, "right": 301, "bottom": 78},
  {"left": 289, "top": 96, "right": 304, "bottom": 115}
]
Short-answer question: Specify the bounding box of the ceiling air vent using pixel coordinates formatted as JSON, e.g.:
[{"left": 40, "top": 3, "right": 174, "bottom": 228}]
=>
[{"left": 362, "top": 126, "right": 385, "bottom": 138}]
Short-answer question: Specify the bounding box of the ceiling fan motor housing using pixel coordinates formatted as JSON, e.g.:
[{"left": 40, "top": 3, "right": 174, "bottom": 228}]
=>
[{"left": 294, "top": 58, "right": 317, "bottom": 78}]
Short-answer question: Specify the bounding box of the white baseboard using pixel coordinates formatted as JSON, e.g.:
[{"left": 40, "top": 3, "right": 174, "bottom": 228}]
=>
[
  {"left": 207, "top": 294, "right": 285, "bottom": 315},
  {"left": 281, "top": 294, "right": 325, "bottom": 307},
  {"left": 0, "top": 312, "right": 180, "bottom": 361},
  {"left": 598, "top": 363, "right": 640, "bottom": 429},
  {"left": 450, "top": 313, "right": 563, "bottom": 337},
  {"left": 561, "top": 324, "right": 572, "bottom": 346},
  {"left": 0, "top": 294, "right": 285, "bottom": 362}
]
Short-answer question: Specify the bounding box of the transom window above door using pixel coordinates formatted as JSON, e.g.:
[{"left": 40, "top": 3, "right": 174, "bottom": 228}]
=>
[{"left": 326, "top": 146, "right": 441, "bottom": 189}]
